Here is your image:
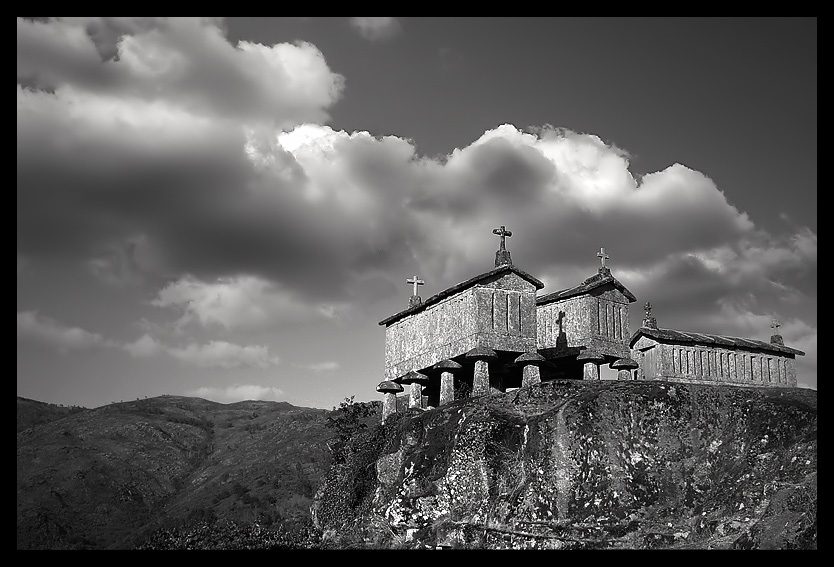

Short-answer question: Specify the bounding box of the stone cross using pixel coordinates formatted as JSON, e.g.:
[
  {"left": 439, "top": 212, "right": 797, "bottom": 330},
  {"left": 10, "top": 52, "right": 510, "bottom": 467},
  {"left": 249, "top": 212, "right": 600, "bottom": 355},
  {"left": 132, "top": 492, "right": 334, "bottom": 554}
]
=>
[
  {"left": 643, "top": 301, "right": 657, "bottom": 329},
  {"left": 407, "top": 275, "right": 425, "bottom": 297},
  {"left": 597, "top": 247, "right": 610, "bottom": 268},
  {"left": 770, "top": 318, "right": 784, "bottom": 346},
  {"left": 493, "top": 225, "right": 513, "bottom": 267},
  {"left": 493, "top": 225, "right": 512, "bottom": 250}
]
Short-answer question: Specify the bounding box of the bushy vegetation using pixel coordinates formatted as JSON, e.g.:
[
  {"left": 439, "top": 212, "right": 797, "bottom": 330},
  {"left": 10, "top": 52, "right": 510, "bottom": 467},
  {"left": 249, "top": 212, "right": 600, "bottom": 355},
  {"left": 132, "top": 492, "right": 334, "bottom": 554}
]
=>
[
  {"left": 324, "top": 396, "right": 379, "bottom": 464},
  {"left": 314, "top": 409, "right": 412, "bottom": 547},
  {"left": 136, "top": 518, "right": 322, "bottom": 550}
]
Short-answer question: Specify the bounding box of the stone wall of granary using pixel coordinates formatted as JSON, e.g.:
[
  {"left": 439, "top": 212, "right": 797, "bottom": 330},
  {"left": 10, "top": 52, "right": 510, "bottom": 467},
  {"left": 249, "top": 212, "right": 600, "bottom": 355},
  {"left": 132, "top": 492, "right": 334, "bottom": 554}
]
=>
[
  {"left": 384, "top": 289, "right": 479, "bottom": 381},
  {"left": 473, "top": 273, "right": 538, "bottom": 353},
  {"left": 631, "top": 338, "right": 798, "bottom": 388},
  {"left": 537, "top": 295, "right": 591, "bottom": 353},
  {"left": 537, "top": 287, "right": 631, "bottom": 359},
  {"left": 383, "top": 272, "right": 537, "bottom": 381}
]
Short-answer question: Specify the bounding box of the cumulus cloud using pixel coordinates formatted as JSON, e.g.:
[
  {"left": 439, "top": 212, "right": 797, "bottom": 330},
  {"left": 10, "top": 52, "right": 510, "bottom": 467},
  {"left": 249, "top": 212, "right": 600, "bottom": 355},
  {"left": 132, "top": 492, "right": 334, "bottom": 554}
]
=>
[
  {"left": 17, "top": 311, "right": 112, "bottom": 352},
  {"left": 188, "top": 384, "right": 285, "bottom": 403},
  {"left": 123, "top": 333, "right": 280, "bottom": 369},
  {"left": 166, "top": 341, "right": 280, "bottom": 369},
  {"left": 125, "top": 334, "right": 280, "bottom": 368},
  {"left": 152, "top": 275, "right": 346, "bottom": 330},
  {"left": 349, "top": 17, "right": 401, "bottom": 41},
  {"left": 17, "top": 17, "right": 344, "bottom": 126}
]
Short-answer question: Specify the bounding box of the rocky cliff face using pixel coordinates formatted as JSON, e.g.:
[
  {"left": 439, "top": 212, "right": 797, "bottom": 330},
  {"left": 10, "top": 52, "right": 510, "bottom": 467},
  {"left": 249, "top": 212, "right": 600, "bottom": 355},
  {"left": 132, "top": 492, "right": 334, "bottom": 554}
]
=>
[{"left": 313, "top": 380, "right": 816, "bottom": 549}]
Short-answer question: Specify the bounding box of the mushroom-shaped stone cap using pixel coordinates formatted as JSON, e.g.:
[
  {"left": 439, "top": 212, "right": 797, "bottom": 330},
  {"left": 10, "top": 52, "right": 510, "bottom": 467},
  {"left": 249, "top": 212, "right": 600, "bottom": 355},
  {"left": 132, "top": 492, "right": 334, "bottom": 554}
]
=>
[
  {"left": 433, "top": 359, "right": 463, "bottom": 372},
  {"left": 376, "top": 380, "right": 404, "bottom": 393},
  {"left": 514, "top": 352, "right": 546, "bottom": 365},
  {"left": 576, "top": 350, "right": 606, "bottom": 362},
  {"left": 610, "top": 357, "right": 639, "bottom": 370},
  {"left": 397, "top": 370, "right": 430, "bottom": 385},
  {"left": 464, "top": 346, "right": 498, "bottom": 361}
]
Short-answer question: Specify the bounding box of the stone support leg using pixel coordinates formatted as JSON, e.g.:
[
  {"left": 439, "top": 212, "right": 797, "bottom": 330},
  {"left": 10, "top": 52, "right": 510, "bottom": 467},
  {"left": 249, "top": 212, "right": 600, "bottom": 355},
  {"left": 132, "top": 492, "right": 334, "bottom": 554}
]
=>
[
  {"left": 409, "top": 382, "right": 423, "bottom": 408},
  {"left": 440, "top": 371, "right": 455, "bottom": 406},
  {"left": 382, "top": 393, "right": 397, "bottom": 421},
  {"left": 583, "top": 362, "right": 600, "bottom": 381},
  {"left": 522, "top": 364, "right": 541, "bottom": 388},
  {"left": 472, "top": 359, "right": 490, "bottom": 397}
]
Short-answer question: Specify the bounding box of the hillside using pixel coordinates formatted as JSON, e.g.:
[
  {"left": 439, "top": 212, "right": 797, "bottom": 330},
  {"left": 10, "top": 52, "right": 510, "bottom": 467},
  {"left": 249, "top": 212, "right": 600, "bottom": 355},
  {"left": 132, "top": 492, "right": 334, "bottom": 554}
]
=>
[
  {"left": 313, "top": 380, "right": 817, "bottom": 549},
  {"left": 17, "top": 396, "right": 88, "bottom": 432},
  {"left": 16, "top": 395, "right": 366, "bottom": 549}
]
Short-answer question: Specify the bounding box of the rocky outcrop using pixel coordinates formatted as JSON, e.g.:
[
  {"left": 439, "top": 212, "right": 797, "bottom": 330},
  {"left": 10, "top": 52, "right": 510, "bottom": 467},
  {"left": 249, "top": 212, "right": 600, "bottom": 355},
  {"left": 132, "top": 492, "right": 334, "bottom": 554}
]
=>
[{"left": 313, "top": 380, "right": 817, "bottom": 549}]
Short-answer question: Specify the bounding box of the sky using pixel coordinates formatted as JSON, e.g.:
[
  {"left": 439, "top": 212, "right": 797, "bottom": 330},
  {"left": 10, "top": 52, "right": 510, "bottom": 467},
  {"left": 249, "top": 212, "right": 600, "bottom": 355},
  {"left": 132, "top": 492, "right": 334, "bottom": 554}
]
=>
[{"left": 17, "top": 17, "right": 817, "bottom": 410}]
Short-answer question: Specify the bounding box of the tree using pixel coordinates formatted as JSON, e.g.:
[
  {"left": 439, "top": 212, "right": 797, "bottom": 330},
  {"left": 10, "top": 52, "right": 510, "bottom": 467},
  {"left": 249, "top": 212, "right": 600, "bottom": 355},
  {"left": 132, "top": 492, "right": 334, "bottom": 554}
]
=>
[{"left": 324, "top": 396, "right": 376, "bottom": 464}]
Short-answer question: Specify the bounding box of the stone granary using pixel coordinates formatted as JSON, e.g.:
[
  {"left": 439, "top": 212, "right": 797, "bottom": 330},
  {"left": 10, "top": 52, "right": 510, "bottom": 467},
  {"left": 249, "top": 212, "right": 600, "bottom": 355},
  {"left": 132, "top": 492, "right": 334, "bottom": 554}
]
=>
[
  {"left": 629, "top": 307, "right": 803, "bottom": 388},
  {"left": 376, "top": 227, "right": 805, "bottom": 420}
]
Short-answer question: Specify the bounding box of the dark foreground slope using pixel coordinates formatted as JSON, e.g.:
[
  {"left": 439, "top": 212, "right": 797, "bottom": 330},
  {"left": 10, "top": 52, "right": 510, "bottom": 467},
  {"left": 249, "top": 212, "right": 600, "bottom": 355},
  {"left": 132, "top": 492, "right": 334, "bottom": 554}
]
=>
[
  {"left": 17, "top": 396, "right": 334, "bottom": 549},
  {"left": 313, "top": 380, "right": 817, "bottom": 549}
]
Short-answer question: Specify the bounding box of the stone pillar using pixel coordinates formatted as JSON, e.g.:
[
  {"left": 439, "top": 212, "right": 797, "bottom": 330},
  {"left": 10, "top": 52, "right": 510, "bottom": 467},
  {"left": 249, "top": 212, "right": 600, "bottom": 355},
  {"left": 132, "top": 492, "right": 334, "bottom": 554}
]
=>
[
  {"left": 433, "top": 359, "right": 463, "bottom": 406},
  {"left": 611, "top": 358, "right": 638, "bottom": 381},
  {"left": 516, "top": 352, "right": 546, "bottom": 388},
  {"left": 522, "top": 364, "right": 541, "bottom": 387},
  {"left": 583, "top": 362, "right": 599, "bottom": 381},
  {"left": 398, "top": 371, "right": 428, "bottom": 410},
  {"left": 473, "top": 359, "right": 490, "bottom": 397},
  {"left": 577, "top": 351, "right": 604, "bottom": 381},
  {"left": 382, "top": 393, "right": 397, "bottom": 420},
  {"left": 409, "top": 382, "right": 423, "bottom": 408},
  {"left": 440, "top": 371, "right": 455, "bottom": 405},
  {"left": 465, "top": 347, "right": 498, "bottom": 398},
  {"left": 376, "top": 380, "right": 404, "bottom": 423}
]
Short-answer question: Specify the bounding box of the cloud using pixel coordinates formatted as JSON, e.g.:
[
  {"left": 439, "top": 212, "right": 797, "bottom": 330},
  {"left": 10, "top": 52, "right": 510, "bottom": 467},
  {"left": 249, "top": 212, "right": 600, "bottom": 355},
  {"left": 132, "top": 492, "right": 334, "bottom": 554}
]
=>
[
  {"left": 294, "top": 361, "right": 340, "bottom": 372},
  {"left": 187, "top": 384, "right": 285, "bottom": 403},
  {"left": 17, "top": 311, "right": 112, "bottom": 352},
  {"left": 18, "top": 106, "right": 816, "bottom": 318},
  {"left": 123, "top": 333, "right": 164, "bottom": 357},
  {"left": 125, "top": 334, "right": 281, "bottom": 369},
  {"left": 151, "top": 275, "right": 346, "bottom": 330},
  {"left": 123, "top": 332, "right": 280, "bottom": 369},
  {"left": 349, "top": 17, "right": 401, "bottom": 41},
  {"left": 166, "top": 340, "right": 280, "bottom": 369},
  {"left": 17, "top": 17, "right": 344, "bottom": 127},
  {"left": 18, "top": 310, "right": 280, "bottom": 369},
  {"left": 16, "top": 20, "right": 816, "bottom": 387}
]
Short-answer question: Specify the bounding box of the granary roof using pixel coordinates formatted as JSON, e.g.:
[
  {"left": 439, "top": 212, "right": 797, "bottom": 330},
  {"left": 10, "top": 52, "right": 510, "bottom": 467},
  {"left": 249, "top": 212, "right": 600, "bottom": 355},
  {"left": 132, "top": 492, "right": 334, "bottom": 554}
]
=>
[
  {"left": 379, "top": 264, "right": 545, "bottom": 326},
  {"left": 629, "top": 326, "right": 805, "bottom": 357},
  {"left": 536, "top": 268, "right": 637, "bottom": 306}
]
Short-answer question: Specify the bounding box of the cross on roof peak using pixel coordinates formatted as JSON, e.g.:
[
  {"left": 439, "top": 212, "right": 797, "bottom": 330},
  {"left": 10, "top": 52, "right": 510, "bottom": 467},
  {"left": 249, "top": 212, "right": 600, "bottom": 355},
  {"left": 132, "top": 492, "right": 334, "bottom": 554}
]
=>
[
  {"left": 492, "top": 225, "right": 512, "bottom": 250},
  {"left": 406, "top": 275, "right": 425, "bottom": 297},
  {"left": 597, "top": 247, "right": 610, "bottom": 269},
  {"left": 643, "top": 301, "right": 658, "bottom": 329},
  {"left": 492, "top": 225, "right": 513, "bottom": 267}
]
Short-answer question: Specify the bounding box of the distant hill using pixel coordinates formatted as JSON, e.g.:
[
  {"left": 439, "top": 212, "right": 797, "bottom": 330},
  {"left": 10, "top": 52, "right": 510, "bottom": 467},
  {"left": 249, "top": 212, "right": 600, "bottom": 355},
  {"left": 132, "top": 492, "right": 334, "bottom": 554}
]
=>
[
  {"left": 17, "top": 396, "right": 88, "bottom": 432},
  {"left": 17, "top": 395, "right": 378, "bottom": 549}
]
